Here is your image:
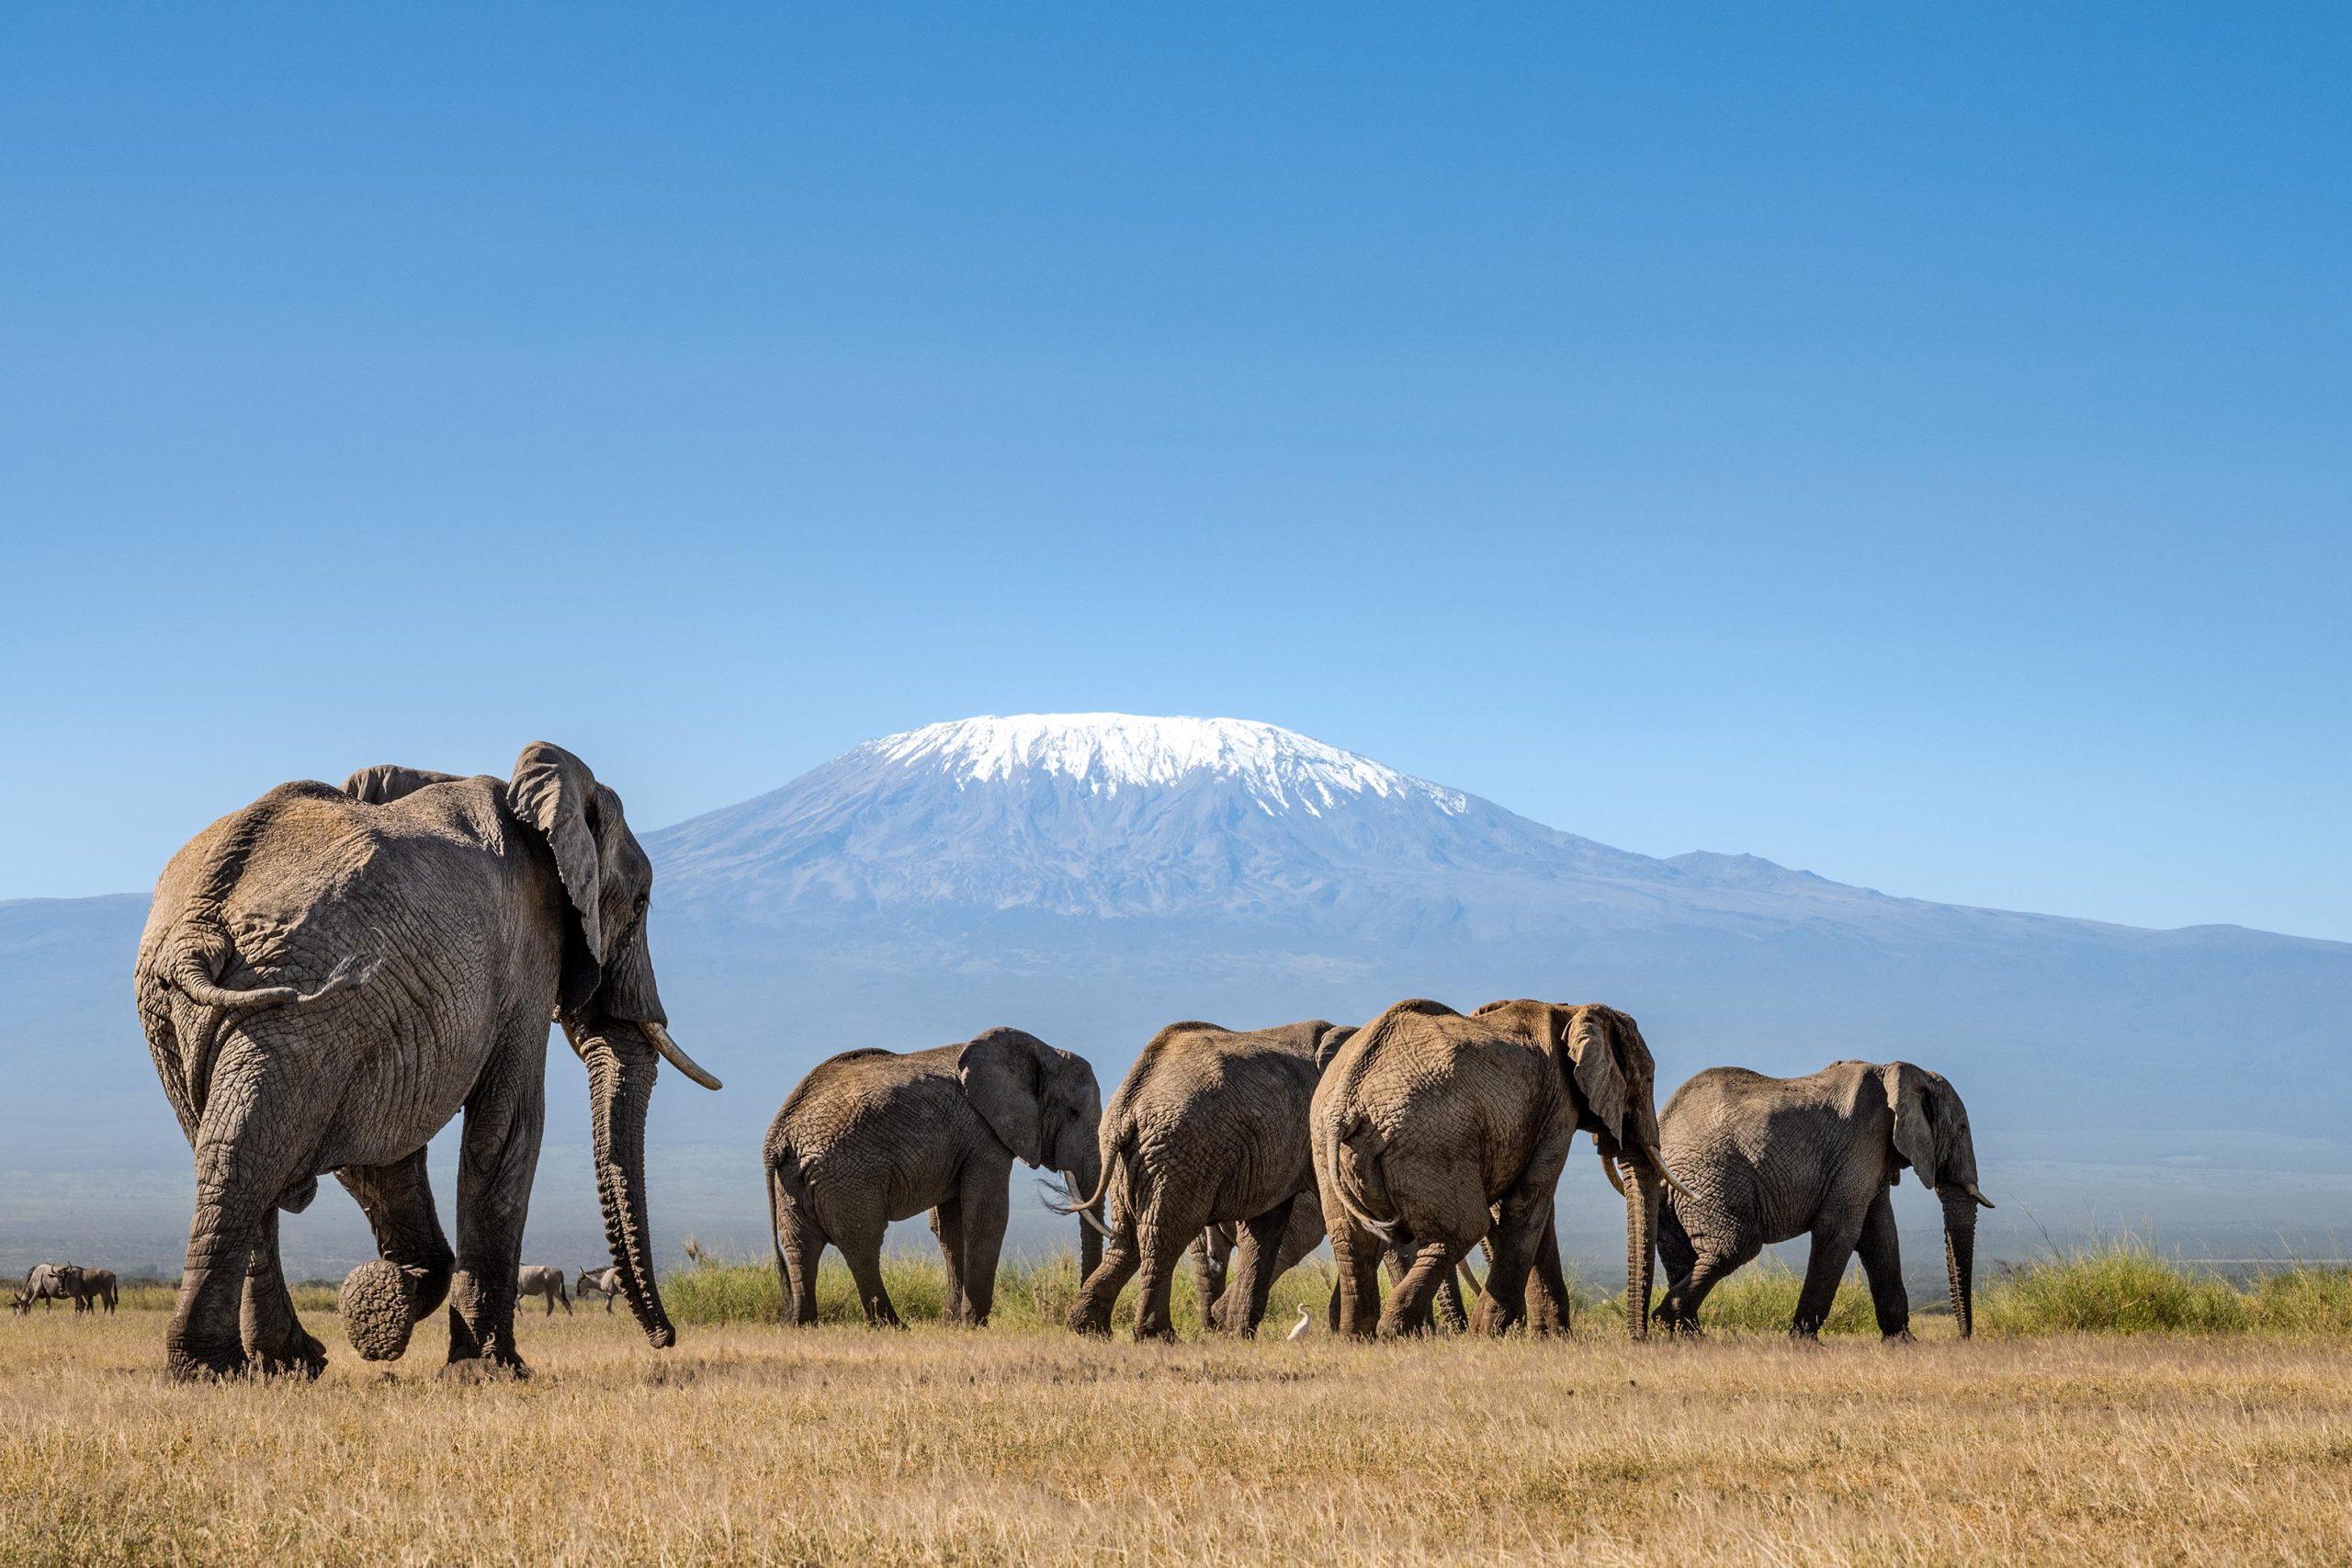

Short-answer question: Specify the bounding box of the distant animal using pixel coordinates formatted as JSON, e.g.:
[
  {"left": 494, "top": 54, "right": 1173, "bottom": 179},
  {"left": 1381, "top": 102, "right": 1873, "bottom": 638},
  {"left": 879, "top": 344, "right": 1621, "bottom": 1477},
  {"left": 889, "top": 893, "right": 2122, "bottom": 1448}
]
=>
[
  {"left": 765, "top": 1029, "right": 1103, "bottom": 1327},
  {"left": 1063, "top": 1019, "right": 1351, "bottom": 1340},
  {"left": 1313, "top": 998, "right": 1680, "bottom": 1340},
  {"left": 132, "top": 743, "right": 719, "bottom": 1382},
  {"left": 67, "top": 1267, "right": 118, "bottom": 1314},
  {"left": 575, "top": 1266, "right": 622, "bottom": 1311},
  {"left": 1285, "top": 1303, "right": 1313, "bottom": 1342},
  {"left": 516, "top": 1265, "right": 571, "bottom": 1315},
  {"left": 1654, "top": 1060, "right": 1993, "bottom": 1339},
  {"left": 12, "top": 1264, "right": 78, "bottom": 1314}
]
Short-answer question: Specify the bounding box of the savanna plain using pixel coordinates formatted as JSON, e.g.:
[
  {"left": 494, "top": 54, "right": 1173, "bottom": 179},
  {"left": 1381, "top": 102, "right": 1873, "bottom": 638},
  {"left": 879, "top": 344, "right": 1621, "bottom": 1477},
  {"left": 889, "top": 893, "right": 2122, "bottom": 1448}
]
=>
[{"left": 6, "top": 1250, "right": 2352, "bottom": 1566}]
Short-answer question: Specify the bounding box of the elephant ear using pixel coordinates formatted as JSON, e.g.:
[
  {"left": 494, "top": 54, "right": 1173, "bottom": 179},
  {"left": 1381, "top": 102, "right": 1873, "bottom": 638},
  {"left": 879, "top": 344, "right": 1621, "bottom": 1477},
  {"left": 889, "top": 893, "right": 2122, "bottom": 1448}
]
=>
[
  {"left": 1880, "top": 1063, "right": 1940, "bottom": 1190},
  {"left": 508, "top": 743, "right": 610, "bottom": 1006},
  {"left": 958, "top": 1028, "right": 1045, "bottom": 1167},
  {"left": 1313, "top": 1024, "right": 1356, "bottom": 1072},
  {"left": 1565, "top": 1006, "right": 1633, "bottom": 1146},
  {"left": 343, "top": 765, "right": 461, "bottom": 805}
]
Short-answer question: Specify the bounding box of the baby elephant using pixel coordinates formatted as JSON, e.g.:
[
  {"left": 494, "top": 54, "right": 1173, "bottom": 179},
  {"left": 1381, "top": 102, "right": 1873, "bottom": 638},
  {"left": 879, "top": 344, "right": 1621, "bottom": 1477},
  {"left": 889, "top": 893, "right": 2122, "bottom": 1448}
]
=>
[
  {"left": 516, "top": 1265, "right": 572, "bottom": 1315},
  {"left": 1654, "top": 1060, "right": 1993, "bottom": 1339}
]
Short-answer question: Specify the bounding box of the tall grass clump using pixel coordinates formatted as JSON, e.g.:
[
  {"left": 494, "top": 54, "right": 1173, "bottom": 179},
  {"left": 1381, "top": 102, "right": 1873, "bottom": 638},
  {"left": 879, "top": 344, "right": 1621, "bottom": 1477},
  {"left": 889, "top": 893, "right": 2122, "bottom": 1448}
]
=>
[
  {"left": 1978, "top": 1240, "right": 2251, "bottom": 1336},
  {"left": 1674, "top": 1254, "right": 1880, "bottom": 1336}
]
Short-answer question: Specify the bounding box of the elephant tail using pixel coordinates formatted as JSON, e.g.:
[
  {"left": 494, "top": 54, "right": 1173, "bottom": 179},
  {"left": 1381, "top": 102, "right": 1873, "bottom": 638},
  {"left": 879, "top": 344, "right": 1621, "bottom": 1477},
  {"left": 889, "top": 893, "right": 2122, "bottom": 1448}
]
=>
[
  {"left": 159, "top": 925, "right": 379, "bottom": 1117},
  {"left": 1322, "top": 1115, "right": 1402, "bottom": 1244}
]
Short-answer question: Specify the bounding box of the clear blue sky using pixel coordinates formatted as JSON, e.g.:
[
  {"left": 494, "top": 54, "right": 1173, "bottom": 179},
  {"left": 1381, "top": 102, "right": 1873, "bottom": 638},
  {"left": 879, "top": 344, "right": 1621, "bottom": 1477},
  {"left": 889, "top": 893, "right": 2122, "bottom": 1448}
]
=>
[{"left": 5, "top": 6, "right": 2346, "bottom": 939}]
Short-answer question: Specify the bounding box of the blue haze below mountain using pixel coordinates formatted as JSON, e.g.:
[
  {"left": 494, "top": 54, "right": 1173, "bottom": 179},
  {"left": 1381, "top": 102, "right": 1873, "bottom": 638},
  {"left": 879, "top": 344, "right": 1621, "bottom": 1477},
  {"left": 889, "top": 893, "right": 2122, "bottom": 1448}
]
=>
[{"left": 5, "top": 715, "right": 2347, "bottom": 1280}]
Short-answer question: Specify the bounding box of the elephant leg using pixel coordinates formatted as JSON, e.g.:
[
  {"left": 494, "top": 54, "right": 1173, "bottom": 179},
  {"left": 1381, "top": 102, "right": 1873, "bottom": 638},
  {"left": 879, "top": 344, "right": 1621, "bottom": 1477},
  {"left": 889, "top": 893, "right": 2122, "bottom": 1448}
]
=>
[
  {"left": 1325, "top": 1211, "right": 1385, "bottom": 1339},
  {"left": 444, "top": 1042, "right": 547, "bottom": 1376},
  {"left": 1379, "top": 1238, "right": 1435, "bottom": 1334},
  {"left": 1379, "top": 1235, "right": 1464, "bottom": 1339},
  {"left": 166, "top": 1048, "right": 308, "bottom": 1381},
  {"left": 1855, "top": 1187, "right": 1911, "bottom": 1341},
  {"left": 1792, "top": 1216, "right": 1866, "bottom": 1339},
  {"left": 1471, "top": 1200, "right": 1544, "bottom": 1337},
  {"left": 1225, "top": 1200, "right": 1295, "bottom": 1337},
  {"left": 1524, "top": 1213, "right": 1571, "bottom": 1337},
  {"left": 1069, "top": 1224, "right": 1139, "bottom": 1337},
  {"left": 836, "top": 1214, "right": 901, "bottom": 1328},
  {"left": 336, "top": 1147, "right": 455, "bottom": 1324},
  {"left": 1189, "top": 1228, "right": 1231, "bottom": 1332},
  {"left": 1131, "top": 1221, "right": 1182, "bottom": 1342},
  {"left": 777, "top": 1207, "right": 824, "bottom": 1326},
  {"left": 931, "top": 1202, "right": 967, "bottom": 1325},
  {"left": 953, "top": 1161, "right": 1011, "bottom": 1328},
  {"left": 240, "top": 1209, "right": 324, "bottom": 1376}
]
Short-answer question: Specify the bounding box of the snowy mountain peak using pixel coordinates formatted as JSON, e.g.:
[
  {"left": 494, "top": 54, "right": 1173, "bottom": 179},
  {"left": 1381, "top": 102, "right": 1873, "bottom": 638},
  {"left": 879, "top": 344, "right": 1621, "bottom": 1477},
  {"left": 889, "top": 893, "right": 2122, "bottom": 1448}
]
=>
[{"left": 866, "top": 714, "right": 1470, "bottom": 818}]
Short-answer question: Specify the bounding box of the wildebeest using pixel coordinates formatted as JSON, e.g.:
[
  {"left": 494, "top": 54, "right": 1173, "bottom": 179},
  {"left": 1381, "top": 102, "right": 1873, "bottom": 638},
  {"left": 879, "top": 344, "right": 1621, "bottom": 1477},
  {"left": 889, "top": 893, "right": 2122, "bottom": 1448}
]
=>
[
  {"left": 11, "top": 1263, "right": 79, "bottom": 1314},
  {"left": 575, "top": 1265, "right": 622, "bottom": 1312},
  {"left": 68, "top": 1268, "right": 119, "bottom": 1314},
  {"left": 517, "top": 1265, "right": 572, "bottom": 1315}
]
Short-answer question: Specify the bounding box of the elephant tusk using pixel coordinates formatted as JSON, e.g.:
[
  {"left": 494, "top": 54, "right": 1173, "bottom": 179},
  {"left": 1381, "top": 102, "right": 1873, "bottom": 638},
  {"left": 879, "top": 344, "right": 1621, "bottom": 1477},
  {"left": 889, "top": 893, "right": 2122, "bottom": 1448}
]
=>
[
  {"left": 1595, "top": 1140, "right": 1627, "bottom": 1196},
  {"left": 1966, "top": 1184, "right": 1995, "bottom": 1210},
  {"left": 641, "top": 1022, "right": 722, "bottom": 1091},
  {"left": 1654, "top": 1154, "right": 1699, "bottom": 1205},
  {"left": 1077, "top": 1207, "right": 1114, "bottom": 1239}
]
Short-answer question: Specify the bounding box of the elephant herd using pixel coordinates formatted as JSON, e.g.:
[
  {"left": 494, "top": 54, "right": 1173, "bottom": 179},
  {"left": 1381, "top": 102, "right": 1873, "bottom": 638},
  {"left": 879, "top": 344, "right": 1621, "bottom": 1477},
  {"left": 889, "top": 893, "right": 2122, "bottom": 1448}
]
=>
[
  {"left": 772, "top": 1001, "right": 1993, "bottom": 1346},
  {"left": 124, "top": 742, "right": 1989, "bottom": 1383}
]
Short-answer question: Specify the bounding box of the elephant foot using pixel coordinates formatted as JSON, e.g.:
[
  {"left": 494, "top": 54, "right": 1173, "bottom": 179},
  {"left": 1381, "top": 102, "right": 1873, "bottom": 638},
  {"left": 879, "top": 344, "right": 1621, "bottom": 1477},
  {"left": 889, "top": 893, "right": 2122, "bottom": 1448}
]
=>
[
  {"left": 339, "top": 1261, "right": 419, "bottom": 1362},
  {"left": 1787, "top": 1327, "right": 1825, "bottom": 1346},
  {"left": 248, "top": 1326, "right": 329, "bottom": 1380},
  {"left": 1882, "top": 1328, "right": 1917, "bottom": 1346},
  {"left": 439, "top": 1352, "right": 530, "bottom": 1383},
  {"left": 165, "top": 1344, "right": 253, "bottom": 1383}
]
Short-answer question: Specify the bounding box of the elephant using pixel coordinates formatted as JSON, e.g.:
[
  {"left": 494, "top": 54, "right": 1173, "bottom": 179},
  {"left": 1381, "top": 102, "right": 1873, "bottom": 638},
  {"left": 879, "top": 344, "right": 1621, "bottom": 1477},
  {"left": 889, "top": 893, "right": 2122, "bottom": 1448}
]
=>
[
  {"left": 764, "top": 1029, "right": 1102, "bottom": 1328},
  {"left": 11, "top": 1263, "right": 76, "bottom": 1314},
  {"left": 517, "top": 1265, "right": 572, "bottom": 1315},
  {"left": 575, "top": 1265, "right": 622, "bottom": 1311},
  {"left": 133, "top": 742, "right": 721, "bottom": 1382},
  {"left": 1064, "top": 1019, "right": 1353, "bottom": 1340},
  {"left": 1653, "top": 1060, "right": 1993, "bottom": 1339},
  {"left": 67, "top": 1268, "right": 119, "bottom": 1314},
  {"left": 1312, "top": 998, "right": 1679, "bottom": 1340}
]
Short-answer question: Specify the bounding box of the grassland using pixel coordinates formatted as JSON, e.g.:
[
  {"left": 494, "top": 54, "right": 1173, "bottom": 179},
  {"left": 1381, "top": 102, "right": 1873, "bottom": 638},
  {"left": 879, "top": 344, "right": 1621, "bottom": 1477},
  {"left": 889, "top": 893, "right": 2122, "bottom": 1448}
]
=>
[{"left": 6, "top": 1247, "right": 2352, "bottom": 1565}]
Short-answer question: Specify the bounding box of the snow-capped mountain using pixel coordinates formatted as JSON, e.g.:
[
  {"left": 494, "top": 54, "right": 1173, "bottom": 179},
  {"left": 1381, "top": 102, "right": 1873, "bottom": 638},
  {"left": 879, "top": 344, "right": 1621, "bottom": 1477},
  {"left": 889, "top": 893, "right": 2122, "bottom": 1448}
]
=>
[{"left": 652, "top": 713, "right": 1660, "bottom": 930}]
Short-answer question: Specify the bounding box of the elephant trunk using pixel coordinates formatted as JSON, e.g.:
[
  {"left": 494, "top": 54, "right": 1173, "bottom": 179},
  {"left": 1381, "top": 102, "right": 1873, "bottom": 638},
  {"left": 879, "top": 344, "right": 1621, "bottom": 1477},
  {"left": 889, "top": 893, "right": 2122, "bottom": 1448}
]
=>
[
  {"left": 1625, "top": 1158, "right": 1660, "bottom": 1341},
  {"left": 1940, "top": 1189, "right": 1978, "bottom": 1339},
  {"left": 581, "top": 1024, "right": 676, "bottom": 1349}
]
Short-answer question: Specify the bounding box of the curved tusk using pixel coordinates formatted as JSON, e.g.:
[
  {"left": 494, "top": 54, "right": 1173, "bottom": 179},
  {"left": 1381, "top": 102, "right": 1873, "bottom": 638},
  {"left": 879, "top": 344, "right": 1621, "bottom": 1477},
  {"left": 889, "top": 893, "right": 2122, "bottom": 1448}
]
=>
[
  {"left": 1077, "top": 1207, "right": 1114, "bottom": 1239},
  {"left": 1967, "top": 1184, "right": 1996, "bottom": 1210},
  {"left": 1653, "top": 1151, "right": 1699, "bottom": 1204},
  {"left": 641, "top": 1021, "right": 722, "bottom": 1091},
  {"left": 1595, "top": 1140, "right": 1627, "bottom": 1196}
]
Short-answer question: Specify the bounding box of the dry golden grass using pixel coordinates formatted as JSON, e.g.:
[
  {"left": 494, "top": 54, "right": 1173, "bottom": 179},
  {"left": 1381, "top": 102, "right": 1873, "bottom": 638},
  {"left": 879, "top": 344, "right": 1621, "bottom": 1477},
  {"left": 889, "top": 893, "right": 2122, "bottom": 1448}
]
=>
[{"left": 7, "top": 1295, "right": 2352, "bottom": 1566}]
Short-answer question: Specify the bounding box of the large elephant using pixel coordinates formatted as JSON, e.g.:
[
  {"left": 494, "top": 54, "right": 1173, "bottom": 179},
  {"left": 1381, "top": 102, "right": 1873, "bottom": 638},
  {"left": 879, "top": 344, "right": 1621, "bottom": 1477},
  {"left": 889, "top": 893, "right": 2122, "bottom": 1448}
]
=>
[
  {"left": 133, "top": 743, "right": 719, "bottom": 1382},
  {"left": 1312, "top": 998, "right": 1678, "bottom": 1340},
  {"left": 1653, "top": 1060, "right": 1993, "bottom": 1338},
  {"left": 1062, "top": 1019, "right": 1347, "bottom": 1340},
  {"left": 764, "top": 1029, "right": 1102, "bottom": 1327}
]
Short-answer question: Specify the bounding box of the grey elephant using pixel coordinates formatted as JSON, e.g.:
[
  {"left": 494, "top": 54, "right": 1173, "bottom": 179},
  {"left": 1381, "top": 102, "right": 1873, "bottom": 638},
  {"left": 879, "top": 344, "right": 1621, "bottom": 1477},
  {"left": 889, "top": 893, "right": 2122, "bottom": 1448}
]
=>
[
  {"left": 1313, "top": 998, "right": 1679, "bottom": 1340},
  {"left": 1654, "top": 1060, "right": 1993, "bottom": 1338},
  {"left": 133, "top": 743, "right": 720, "bottom": 1381},
  {"left": 765, "top": 1029, "right": 1102, "bottom": 1327},
  {"left": 575, "top": 1265, "right": 621, "bottom": 1311},
  {"left": 1064, "top": 1019, "right": 1356, "bottom": 1340},
  {"left": 517, "top": 1265, "right": 571, "bottom": 1315}
]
